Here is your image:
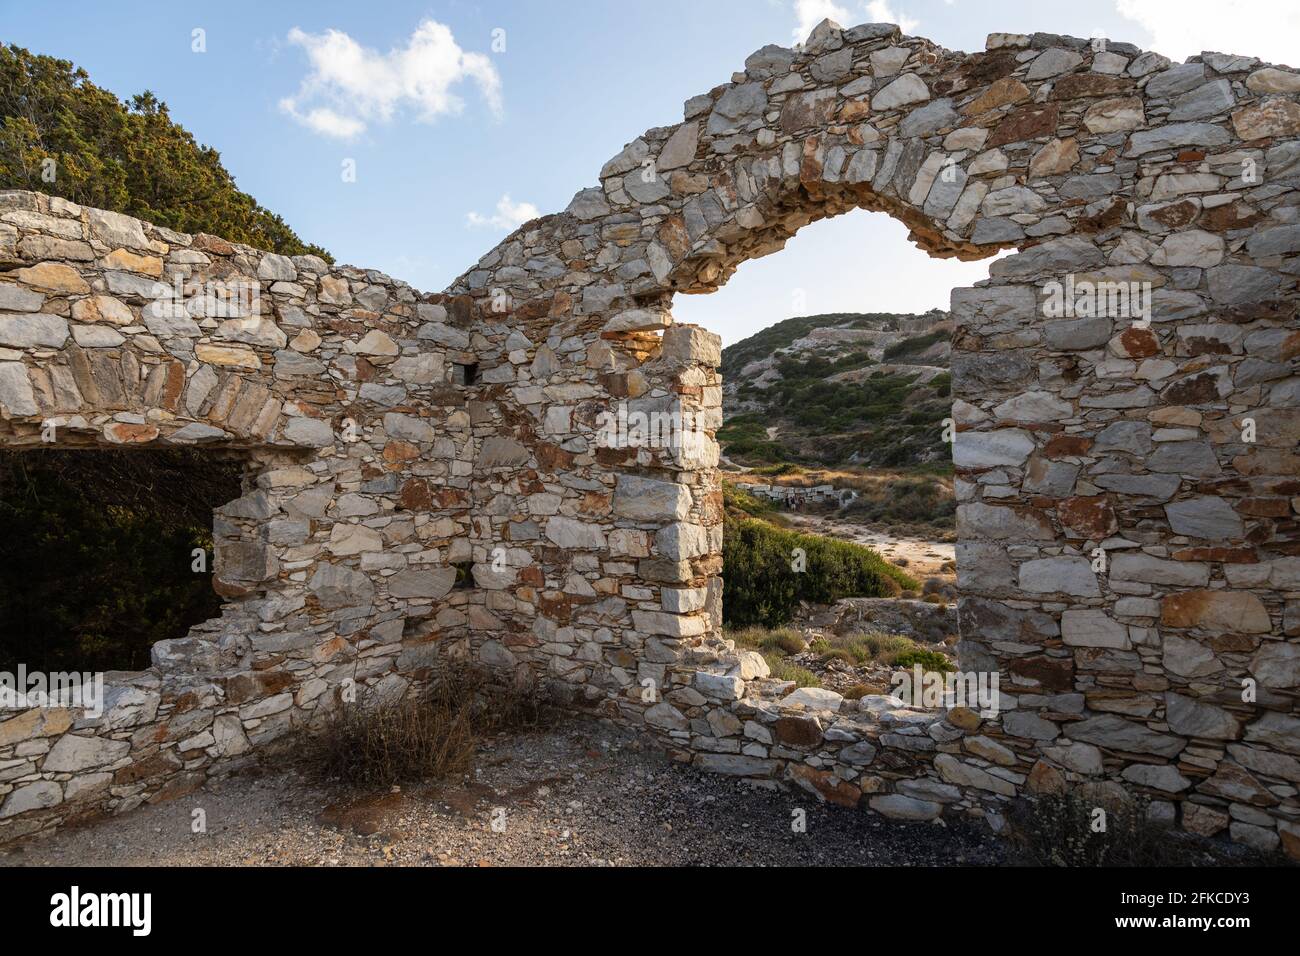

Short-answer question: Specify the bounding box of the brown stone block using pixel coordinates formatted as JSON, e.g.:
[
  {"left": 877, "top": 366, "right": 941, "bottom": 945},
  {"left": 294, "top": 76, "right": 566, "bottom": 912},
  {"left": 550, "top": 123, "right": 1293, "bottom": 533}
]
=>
[
  {"left": 988, "top": 103, "right": 1059, "bottom": 147},
  {"left": 1008, "top": 655, "right": 1075, "bottom": 692},
  {"left": 1161, "top": 590, "right": 1271, "bottom": 633},
  {"left": 536, "top": 442, "right": 574, "bottom": 471},
  {"left": 1078, "top": 197, "right": 1127, "bottom": 233},
  {"left": 1044, "top": 434, "right": 1092, "bottom": 458},
  {"left": 1051, "top": 74, "right": 1133, "bottom": 99},
  {"left": 382, "top": 440, "right": 419, "bottom": 465},
  {"left": 1058, "top": 496, "right": 1118, "bottom": 537},
  {"left": 787, "top": 763, "right": 861, "bottom": 808},
  {"left": 774, "top": 715, "right": 823, "bottom": 748},
  {"left": 146, "top": 772, "right": 205, "bottom": 805},
  {"left": 192, "top": 233, "right": 234, "bottom": 255},
  {"left": 113, "top": 750, "right": 183, "bottom": 786},
  {"left": 963, "top": 76, "right": 1030, "bottom": 116},
  {"left": 397, "top": 476, "right": 434, "bottom": 509},
  {"left": 1114, "top": 327, "right": 1160, "bottom": 358},
  {"left": 1238, "top": 497, "right": 1291, "bottom": 517},
  {"left": 1171, "top": 547, "right": 1258, "bottom": 563},
  {"left": 1026, "top": 759, "right": 1065, "bottom": 794}
]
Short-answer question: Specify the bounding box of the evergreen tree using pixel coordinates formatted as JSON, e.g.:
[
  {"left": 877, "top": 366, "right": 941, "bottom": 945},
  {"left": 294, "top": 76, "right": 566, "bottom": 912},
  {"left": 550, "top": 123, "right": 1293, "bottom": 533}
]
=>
[{"left": 0, "top": 44, "right": 330, "bottom": 260}]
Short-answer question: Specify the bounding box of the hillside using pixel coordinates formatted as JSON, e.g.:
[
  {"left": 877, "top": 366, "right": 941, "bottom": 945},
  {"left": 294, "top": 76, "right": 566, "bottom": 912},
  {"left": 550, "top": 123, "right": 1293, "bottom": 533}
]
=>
[
  {"left": 719, "top": 310, "right": 953, "bottom": 469},
  {"left": 0, "top": 44, "right": 329, "bottom": 259}
]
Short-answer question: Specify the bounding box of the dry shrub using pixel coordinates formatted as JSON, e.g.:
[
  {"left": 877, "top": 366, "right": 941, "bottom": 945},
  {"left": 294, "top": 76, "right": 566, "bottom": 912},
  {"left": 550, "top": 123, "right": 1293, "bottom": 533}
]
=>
[
  {"left": 304, "top": 665, "right": 549, "bottom": 789},
  {"left": 1008, "top": 788, "right": 1292, "bottom": 867}
]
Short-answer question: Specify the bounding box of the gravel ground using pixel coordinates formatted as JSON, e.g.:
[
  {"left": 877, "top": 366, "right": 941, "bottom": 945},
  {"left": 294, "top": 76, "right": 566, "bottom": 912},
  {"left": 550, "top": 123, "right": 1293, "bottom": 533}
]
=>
[{"left": 0, "top": 719, "right": 1005, "bottom": 867}]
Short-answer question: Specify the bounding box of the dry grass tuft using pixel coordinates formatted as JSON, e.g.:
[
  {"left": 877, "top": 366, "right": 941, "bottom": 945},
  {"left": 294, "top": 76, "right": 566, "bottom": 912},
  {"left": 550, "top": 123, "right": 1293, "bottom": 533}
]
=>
[{"left": 302, "top": 665, "right": 549, "bottom": 790}]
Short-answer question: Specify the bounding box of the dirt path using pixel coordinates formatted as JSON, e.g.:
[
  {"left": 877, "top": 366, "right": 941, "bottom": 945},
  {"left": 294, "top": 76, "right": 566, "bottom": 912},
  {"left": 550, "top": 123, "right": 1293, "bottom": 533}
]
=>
[
  {"left": 784, "top": 513, "right": 954, "bottom": 579},
  {"left": 0, "top": 720, "right": 1002, "bottom": 868}
]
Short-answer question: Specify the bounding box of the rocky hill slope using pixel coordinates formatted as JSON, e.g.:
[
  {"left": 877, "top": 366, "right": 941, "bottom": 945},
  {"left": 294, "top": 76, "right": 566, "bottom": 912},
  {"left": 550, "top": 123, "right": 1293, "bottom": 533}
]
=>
[{"left": 719, "top": 311, "right": 953, "bottom": 468}]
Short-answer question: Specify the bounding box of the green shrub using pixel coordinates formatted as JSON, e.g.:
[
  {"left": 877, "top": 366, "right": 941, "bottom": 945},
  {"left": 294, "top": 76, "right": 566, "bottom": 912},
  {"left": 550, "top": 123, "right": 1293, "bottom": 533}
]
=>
[
  {"left": 841, "top": 474, "right": 956, "bottom": 528},
  {"left": 764, "top": 656, "right": 821, "bottom": 687},
  {"left": 882, "top": 328, "right": 948, "bottom": 362},
  {"left": 0, "top": 450, "right": 242, "bottom": 672},
  {"left": 891, "top": 648, "right": 955, "bottom": 673},
  {"left": 0, "top": 44, "right": 330, "bottom": 259},
  {"left": 730, "top": 626, "right": 807, "bottom": 656},
  {"left": 721, "top": 482, "right": 777, "bottom": 520},
  {"left": 722, "top": 518, "right": 917, "bottom": 628}
]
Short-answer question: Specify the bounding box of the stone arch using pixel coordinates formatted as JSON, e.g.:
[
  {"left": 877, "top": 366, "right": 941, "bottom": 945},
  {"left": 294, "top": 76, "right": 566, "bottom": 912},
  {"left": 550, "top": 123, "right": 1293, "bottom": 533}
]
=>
[{"left": 447, "top": 20, "right": 1300, "bottom": 851}]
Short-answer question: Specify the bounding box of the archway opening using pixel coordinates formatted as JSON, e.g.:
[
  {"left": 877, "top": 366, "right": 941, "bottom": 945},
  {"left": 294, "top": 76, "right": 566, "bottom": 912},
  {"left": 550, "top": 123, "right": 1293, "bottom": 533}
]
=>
[
  {"left": 678, "top": 207, "right": 1003, "bottom": 693},
  {"left": 0, "top": 448, "right": 246, "bottom": 673}
]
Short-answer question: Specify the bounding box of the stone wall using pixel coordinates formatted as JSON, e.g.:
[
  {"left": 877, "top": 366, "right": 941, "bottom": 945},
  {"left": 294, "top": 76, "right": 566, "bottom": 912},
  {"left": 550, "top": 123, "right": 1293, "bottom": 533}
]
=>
[
  {"left": 0, "top": 188, "right": 490, "bottom": 838},
  {"left": 2, "top": 19, "right": 1298, "bottom": 856}
]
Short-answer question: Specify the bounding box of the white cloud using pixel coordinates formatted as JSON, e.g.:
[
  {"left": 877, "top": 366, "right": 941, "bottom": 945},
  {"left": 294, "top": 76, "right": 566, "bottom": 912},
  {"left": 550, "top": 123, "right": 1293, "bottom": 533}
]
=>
[
  {"left": 280, "top": 19, "right": 502, "bottom": 139},
  {"left": 792, "top": 0, "right": 852, "bottom": 46},
  {"left": 466, "top": 194, "right": 540, "bottom": 231},
  {"left": 865, "top": 1, "right": 920, "bottom": 35},
  {"left": 1114, "top": 0, "right": 1300, "bottom": 67}
]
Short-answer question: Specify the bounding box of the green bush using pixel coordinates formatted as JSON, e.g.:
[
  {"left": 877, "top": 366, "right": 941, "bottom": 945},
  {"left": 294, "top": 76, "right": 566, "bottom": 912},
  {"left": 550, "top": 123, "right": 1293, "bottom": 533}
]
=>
[
  {"left": 882, "top": 329, "right": 948, "bottom": 362},
  {"left": 0, "top": 450, "right": 241, "bottom": 672},
  {"left": 891, "top": 648, "right": 955, "bottom": 673},
  {"left": 722, "top": 518, "right": 917, "bottom": 628},
  {"left": 841, "top": 474, "right": 956, "bottom": 528},
  {"left": 1, "top": 44, "right": 330, "bottom": 259}
]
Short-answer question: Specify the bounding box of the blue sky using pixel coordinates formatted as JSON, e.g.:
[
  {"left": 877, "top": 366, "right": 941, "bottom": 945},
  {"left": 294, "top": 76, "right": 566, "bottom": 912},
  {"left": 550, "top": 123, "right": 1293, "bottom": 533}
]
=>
[{"left": 3, "top": 0, "right": 1295, "bottom": 344}]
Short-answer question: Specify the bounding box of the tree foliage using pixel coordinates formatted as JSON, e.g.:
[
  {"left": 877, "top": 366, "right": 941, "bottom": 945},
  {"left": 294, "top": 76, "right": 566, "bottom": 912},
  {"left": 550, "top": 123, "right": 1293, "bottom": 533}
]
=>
[
  {"left": 722, "top": 518, "right": 917, "bottom": 629},
  {"left": 0, "top": 44, "right": 330, "bottom": 260},
  {"left": 0, "top": 451, "right": 244, "bottom": 673}
]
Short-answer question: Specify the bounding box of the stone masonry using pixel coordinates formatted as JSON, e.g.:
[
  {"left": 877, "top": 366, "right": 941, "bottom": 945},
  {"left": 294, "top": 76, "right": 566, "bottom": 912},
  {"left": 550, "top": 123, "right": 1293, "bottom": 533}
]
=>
[{"left": 0, "top": 20, "right": 1297, "bottom": 855}]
